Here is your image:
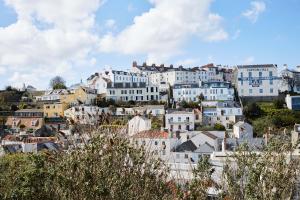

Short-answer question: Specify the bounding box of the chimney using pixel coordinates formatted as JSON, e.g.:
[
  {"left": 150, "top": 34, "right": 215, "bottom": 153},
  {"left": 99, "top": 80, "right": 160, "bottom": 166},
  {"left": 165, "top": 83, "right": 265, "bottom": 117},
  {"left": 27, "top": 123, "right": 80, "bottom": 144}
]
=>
[
  {"left": 143, "top": 62, "right": 147, "bottom": 67},
  {"left": 222, "top": 137, "right": 227, "bottom": 152},
  {"left": 132, "top": 61, "right": 137, "bottom": 67},
  {"left": 170, "top": 64, "right": 173, "bottom": 69}
]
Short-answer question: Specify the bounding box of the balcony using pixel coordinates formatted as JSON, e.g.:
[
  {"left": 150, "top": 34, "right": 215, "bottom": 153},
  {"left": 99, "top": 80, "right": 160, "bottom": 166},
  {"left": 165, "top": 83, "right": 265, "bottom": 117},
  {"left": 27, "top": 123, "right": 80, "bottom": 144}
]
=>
[{"left": 168, "top": 120, "right": 192, "bottom": 125}]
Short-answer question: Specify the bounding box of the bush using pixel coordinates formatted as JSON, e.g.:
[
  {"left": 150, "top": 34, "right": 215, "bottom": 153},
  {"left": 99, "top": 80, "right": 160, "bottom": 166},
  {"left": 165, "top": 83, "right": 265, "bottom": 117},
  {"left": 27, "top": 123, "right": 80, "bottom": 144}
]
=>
[
  {"left": 273, "top": 99, "right": 285, "bottom": 109},
  {"left": 214, "top": 123, "right": 226, "bottom": 131},
  {"left": 243, "top": 102, "right": 262, "bottom": 119},
  {"left": 0, "top": 130, "right": 174, "bottom": 200}
]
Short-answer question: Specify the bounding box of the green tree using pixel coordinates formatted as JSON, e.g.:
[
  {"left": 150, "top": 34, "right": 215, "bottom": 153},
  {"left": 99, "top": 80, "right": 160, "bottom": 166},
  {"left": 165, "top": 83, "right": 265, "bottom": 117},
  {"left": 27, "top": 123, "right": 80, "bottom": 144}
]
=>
[
  {"left": 273, "top": 99, "right": 285, "bottom": 109},
  {"left": 50, "top": 76, "right": 67, "bottom": 89},
  {"left": 214, "top": 123, "right": 226, "bottom": 131},
  {"left": 187, "top": 156, "right": 217, "bottom": 199},
  {"left": 243, "top": 102, "right": 262, "bottom": 119},
  {"left": 222, "top": 137, "right": 299, "bottom": 200}
]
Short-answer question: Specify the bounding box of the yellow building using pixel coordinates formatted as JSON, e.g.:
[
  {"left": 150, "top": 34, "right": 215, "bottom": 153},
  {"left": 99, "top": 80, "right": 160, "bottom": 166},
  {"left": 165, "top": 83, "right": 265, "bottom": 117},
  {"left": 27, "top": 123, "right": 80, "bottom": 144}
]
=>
[
  {"left": 43, "top": 102, "right": 69, "bottom": 118},
  {"left": 60, "top": 87, "right": 97, "bottom": 105}
]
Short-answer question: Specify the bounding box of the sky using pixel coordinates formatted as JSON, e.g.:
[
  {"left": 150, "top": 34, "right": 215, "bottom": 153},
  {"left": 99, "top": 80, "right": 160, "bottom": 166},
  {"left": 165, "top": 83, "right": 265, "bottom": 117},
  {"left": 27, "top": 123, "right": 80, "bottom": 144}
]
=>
[{"left": 0, "top": 0, "right": 299, "bottom": 89}]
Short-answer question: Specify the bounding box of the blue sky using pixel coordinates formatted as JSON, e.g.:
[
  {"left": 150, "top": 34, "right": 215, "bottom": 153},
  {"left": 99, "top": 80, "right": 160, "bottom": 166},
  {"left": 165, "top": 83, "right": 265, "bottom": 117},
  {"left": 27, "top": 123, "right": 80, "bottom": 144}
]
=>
[{"left": 0, "top": 0, "right": 299, "bottom": 89}]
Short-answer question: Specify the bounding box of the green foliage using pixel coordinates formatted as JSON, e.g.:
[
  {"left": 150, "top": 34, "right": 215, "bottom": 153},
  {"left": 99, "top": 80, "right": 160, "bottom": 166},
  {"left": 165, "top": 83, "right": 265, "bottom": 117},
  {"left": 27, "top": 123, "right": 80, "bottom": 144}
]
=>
[
  {"left": 243, "top": 102, "right": 262, "bottom": 119},
  {"left": 0, "top": 132, "right": 174, "bottom": 200},
  {"left": 151, "top": 116, "right": 163, "bottom": 130},
  {"left": 52, "top": 83, "right": 67, "bottom": 90},
  {"left": 50, "top": 76, "right": 67, "bottom": 89},
  {"left": 222, "top": 138, "right": 298, "bottom": 200},
  {"left": 180, "top": 100, "right": 199, "bottom": 109},
  {"left": 273, "top": 99, "right": 285, "bottom": 109},
  {"left": 187, "top": 156, "right": 217, "bottom": 200},
  {"left": 0, "top": 153, "right": 54, "bottom": 200},
  {"left": 214, "top": 123, "right": 226, "bottom": 131}
]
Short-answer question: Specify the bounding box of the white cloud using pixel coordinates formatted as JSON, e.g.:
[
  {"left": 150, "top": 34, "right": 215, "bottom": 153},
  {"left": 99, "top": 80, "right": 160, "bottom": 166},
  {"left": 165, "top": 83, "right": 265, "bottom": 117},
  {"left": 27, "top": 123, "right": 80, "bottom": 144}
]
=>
[
  {"left": 0, "top": 0, "right": 102, "bottom": 89},
  {"left": 244, "top": 56, "right": 255, "bottom": 64},
  {"left": 0, "top": 67, "right": 6, "bottom": 75},
  {"left": 242, "top": 1, "right": 266, "bottom": 23},
  {"left": 105, "top": 19, "right": 116, "bottom": 29},
  {"left": 99, "top": 0, "right": 228, "bottom": 63}
]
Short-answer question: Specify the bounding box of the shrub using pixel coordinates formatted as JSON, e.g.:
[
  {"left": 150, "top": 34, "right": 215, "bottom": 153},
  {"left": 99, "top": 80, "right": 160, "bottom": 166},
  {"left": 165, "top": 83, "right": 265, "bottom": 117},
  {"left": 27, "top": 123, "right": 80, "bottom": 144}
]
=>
[
  {"left": 273, "top": 99, "right": 285, "bottom": 109},
  {"left": 214, "top": 123, "right": 226, "bottom": 131}
]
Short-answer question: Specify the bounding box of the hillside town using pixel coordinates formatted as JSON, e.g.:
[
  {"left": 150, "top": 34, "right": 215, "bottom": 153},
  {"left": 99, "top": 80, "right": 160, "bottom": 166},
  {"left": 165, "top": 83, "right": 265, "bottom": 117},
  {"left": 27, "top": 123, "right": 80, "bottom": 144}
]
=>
[{"left": 1, "top": 62, "right": 300, "bottom": 197}]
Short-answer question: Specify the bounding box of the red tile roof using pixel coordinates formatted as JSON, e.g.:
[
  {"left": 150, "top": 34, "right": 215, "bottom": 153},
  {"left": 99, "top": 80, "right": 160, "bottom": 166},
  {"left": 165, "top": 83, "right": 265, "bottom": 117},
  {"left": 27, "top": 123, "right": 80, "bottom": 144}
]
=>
[{"left": 133, "top": 130, "right": 169, "bottom": 139}]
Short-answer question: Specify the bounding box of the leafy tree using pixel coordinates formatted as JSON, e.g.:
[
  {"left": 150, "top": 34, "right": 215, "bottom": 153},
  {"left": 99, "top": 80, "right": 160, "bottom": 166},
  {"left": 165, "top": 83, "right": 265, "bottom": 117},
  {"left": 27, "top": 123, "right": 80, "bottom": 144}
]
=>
[
  {"left": 50, "top": 76, "right": 67, "bottom": 89},
  {"left": 222, "top": 137, "right": 299, "bottom": 200},
  {"left": 243, "top": 102, "right": 262, "bottom": 119},
  {"left": 214, "top": 123, "right": 226, "bottom": 131},
  {"left": 0, "top": 130, "right": 174, "bottom": 200},
  {"left": 273, "top": 99, "right": 285, "bottom": 109},
  {"left": 187, "top": 156, "right": 217, "bottom": 199},
  {"left": 197, "top": 93, "right": 205, "bottom": 102}
]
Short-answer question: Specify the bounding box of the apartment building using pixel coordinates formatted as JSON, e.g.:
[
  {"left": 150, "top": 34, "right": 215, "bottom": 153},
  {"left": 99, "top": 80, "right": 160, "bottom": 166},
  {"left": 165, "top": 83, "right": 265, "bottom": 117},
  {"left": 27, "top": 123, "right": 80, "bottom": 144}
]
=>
[
  {"left": 235, "top": 64, "right": 279, "bottom": 98},
  {"left": 132, "top": 62, "right": 227, "bottom": 87},
  {"left": 106, "top": 82, "right": 160, "bottom": 102},
  {"left": 165, "top": 109, "right": 195, "bottom": 132},
  {"left": 202, "top": 101, "right": 243, "bottom": 129},
  {"left": 173, "top": 81, "right": 234, "bottom": 102}
]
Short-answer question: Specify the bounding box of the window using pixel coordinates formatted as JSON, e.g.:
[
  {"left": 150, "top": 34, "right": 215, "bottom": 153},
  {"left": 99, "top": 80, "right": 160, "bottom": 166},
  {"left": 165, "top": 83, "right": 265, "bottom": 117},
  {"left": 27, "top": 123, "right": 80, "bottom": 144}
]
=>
[
  {"left": 260, "top": 89, "right": 263, "bottom": 93},
  {"left": 249, "top": 89, "right": 253, "bottom": 94},
  {"left": 176, "top": 154, "right": 180, "bottom": 159},
  {"left": 184, "top": 154, "right": 188, "bottom": 159},
  {"left": 259, "top": 72, "right": 262, "bottom": 77},
  {"left": 269, "top": 71, "right": 273, "bottom": 77},
  {"left": 154, "top": 141, "right": 158, "bottom": 145},
  {"left": 248, "top": 72, "right": 252, "bottom": 77},
  {"left": 178, "top": 117, "right": 181, "bottom": 122},
  {"left": 186, "top": 125, "right": 190, "bottom": 130},
  {"left": 270, "top": 88, "right": 273, "bottom": 93},
  {"left": 178, "top": 125, "right": 181, "bottom": 130}
]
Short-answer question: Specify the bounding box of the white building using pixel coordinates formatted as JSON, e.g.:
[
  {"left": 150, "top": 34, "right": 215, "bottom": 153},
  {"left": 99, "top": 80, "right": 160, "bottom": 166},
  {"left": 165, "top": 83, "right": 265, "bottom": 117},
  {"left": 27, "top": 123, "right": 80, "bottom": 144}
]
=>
[
  {"left": 286, "top": 94, "right": 300, "bottom": 111},
  {"left": 106, "top": 82, "right": 160, "bottom": 102},
  {"left": 165, "top": 109, "right": 196, "bottom": 132},
  {"left": 233, "top": 121, "right": 253, "bottom": 139},
  {"left": 40, "top": 89, "right": 70, "bottom": 101},
  {"left": 132, "top": 62, "right": 225, "bottom": 87},
  {"left": 64, "top": 106, "right": 108, "bottom": 125},
  {"left": 235, "top": 64, "right": 279, "bottom": 98},
  {"left": 128, "top": 116, "right": 151, "bottom": 136},
  {"left": 173, "top": 81, "right": 234, "bottom": 102},
  {"left": 279, "top": 68, "right": 300, "bottom": 93},
  {"left": 202, "top": 101, "right": 243, "bottom": 129},
  {"left": 131, "top": 130, "right": 178, "bottom": 160}
]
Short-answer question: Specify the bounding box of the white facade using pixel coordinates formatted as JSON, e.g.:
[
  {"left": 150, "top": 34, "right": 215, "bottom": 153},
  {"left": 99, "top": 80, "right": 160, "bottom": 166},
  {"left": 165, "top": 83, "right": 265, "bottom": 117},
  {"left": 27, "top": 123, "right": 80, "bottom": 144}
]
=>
[
  {"left": 165, "top": 110, "right": 195, "bottom": 132},
  {"left": 40, "top": 89, "right": 70, "bottom": 101},
  {"left": 202, "top": 101, "right": 243, "bottom": 129},
  {"left": 131, "top": 130, "right": 178, "bottom": 160},
  {"left": 106, "top": 82, "right": 160, "bottom": 102},
  {"left": 64, "top": 106, "right": 108, "bottom": 125},
  {"left": 87, "top": 75, "right": 110, "bottom": 94},
  {"left": 173, "top": 81, "right": 234, "bottom": 102},
  {"left": 286, "top": 94, "right": 300, "bottom": 110},
  {"left": 235, "top": 64, "right": 279, "bottom": 97},
  {"left": 128, "top": 116, "right": 151, "bottom": 136},
  {"left": 233, "top": 121, "right": 253, "bottom": 139}
]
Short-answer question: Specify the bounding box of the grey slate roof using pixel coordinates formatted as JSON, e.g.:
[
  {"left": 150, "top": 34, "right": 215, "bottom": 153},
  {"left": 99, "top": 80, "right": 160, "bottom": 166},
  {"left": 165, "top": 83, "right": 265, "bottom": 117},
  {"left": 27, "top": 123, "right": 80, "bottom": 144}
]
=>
[{"left": 175, "top": 140, "right": 197, "bottom": 152}]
